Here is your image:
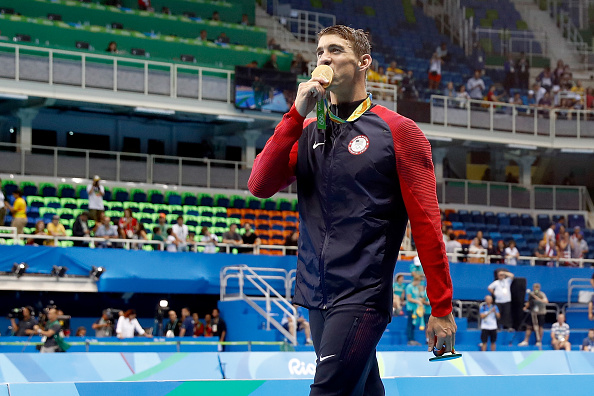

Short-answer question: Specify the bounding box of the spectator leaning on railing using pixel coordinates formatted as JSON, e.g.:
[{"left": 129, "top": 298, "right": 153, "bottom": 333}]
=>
[
  {"left": 94, "top": 216, "right": 119, "bottom": 248},
  {"left": 116, "top": 309, "right": 152, "bottom": 339},
  {"left": 46, "top": 215, "right": 66, "bottom": 246},
  {"left": 6, "top": 189, "right": 27, "bottom": 235},
  {"left": 72, "top": 211, "right": 90, "bottom": 247}
]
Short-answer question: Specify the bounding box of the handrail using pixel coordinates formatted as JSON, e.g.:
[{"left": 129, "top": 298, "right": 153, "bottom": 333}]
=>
[
  {"left": 220, "top": 264, "right": 297, "bottom": 345},
  {"left": 473, "top": 27, "right": 548, "bottom": 60},
  {"left": 566, "top": 277, "right": 593, "bottom": 309}
]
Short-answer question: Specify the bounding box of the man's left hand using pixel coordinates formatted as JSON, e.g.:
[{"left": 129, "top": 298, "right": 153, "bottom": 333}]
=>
[{"left": 426, "top": 313, "right": 457, "bottom": 353}]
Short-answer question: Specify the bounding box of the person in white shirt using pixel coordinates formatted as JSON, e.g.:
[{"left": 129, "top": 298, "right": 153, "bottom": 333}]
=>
[
  {"left": 488, "top": 270, "right": 514, "bottom": 330},
  {"left": 87, "top": 175, "right": 105, "bottom": 228},
  {"left": 480, "top": 295, "right": 500, "bottom": 351},
  {"left": 116, "top": 309, "right": 152, "bottom": 339},
  {"left": 200, "top": 226, "right": 218, "bottom": 254},
  {"left": 466, "top": 70, "right": 485, "bottom": 100},
  {"left": 551, "top": 314, "right": 571, "bottom": 351},
  {"left": 469, "top": 237, "right": 487, "bottom": 263},
  {"left": 445, "top": 233, "right": 462, "bottom": 263},
  {"left": 504, "top": 240, "right": 520, "bottom": 265},
  {"left": 172, "top": 216, "right": 189, "bottom": 252},
  {"left": 166, "top": 228, "right": 179, "bottom": 253}
]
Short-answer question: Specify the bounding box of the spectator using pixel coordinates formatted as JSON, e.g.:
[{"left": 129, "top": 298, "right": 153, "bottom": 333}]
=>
[
  {"left": 0, "top": 177, "right": 5, "bottom": 226},
  {"left": 137, "top": 0, "right": 153, "bottom": 11},
  {"left": 570, "top": 227, "right": 588, "bottom": 265},
  {"left": 551, "top": 314, "right": 571, "bottom": 351},
  {"left": 179, "top": 307, "right": 194, "bottom": 337},
  {"left": 165, "top": 310, "right": 181, "bottom": 337},
  {"left": 476, "top": 230, "right": 488, "bottom": 249},
  {"left": 581, "top": 329, "right": 594, "bottom": 351},
  {"left": 94, "top": 216, "right": 118, "bottom": 248},
  {"left": 118, "top": 208, "right": 138, "bottom": 241},
  {"left": 211, "top": 308, "right": 227, "bottom": 351},
  {"left": 240, "top": 223, "right": 260, "bottom": 253},
  {"left": 46, "top": 215, "right": 66, "bottom": 246},
  {"left": 516, "top": 52, "right": 530, "bottom": 90},
  {"left": 445, "top": 232, "right": 462, "bottom": 263},
  {"left": 386, "top": 60, "right": 405, "bottom": 84},
  {"left": 203, "top": 314, "right": 213, "bottom": 337},
  {"left": 466, "top": 70, "right": 485, "bottom": 100},
  {"left": 157, "top": 213, "right": 168, "bottom": 234},
  {"left": 471, "top": 42, "right": 485, "bottom": 74},
  {"left": 553, "top": 59, "right": 565, "bottom": 85},
  {"left": 455, "top": 84, "right": 471, "bottom": 108},
  {"left": 444, "top": 81, "right": 456, "bottom": 98},
  {"left": 488, "top": 270, "right": 514, "bottom": 330},
  {"left": 525, "top": 89, "right": 537, "bottom": 110},
  {"left": 222, "top": 223, "right": 242, "bottom": 247},
  {"left": 33, "top": 308, "right": 66, "bottom": 353},
  {"left": 72, "top": 211, "right": 90, "bottom": 247},
  {"left": 87, "top": 176, "right": 105, "bottom": 228},
  {"left": 410, "top": 256, "right": 425, "bottom": 280},
  {"left": 480, "top": 295, "right": 500, "bottom": 351},
  {"left": 487, "top": 239, "right": 498, "bottom": 263},
  {"left": 509, "top": 92, "right": 523, "bottom": 107},
  {"left": 116, "top": 309, "right": 152, "bottom": 339},
  {"left": 105, "top": 41, "right": 119, "bottom": 54},
  {"left": 199, "top": 226, "right": 218, "bottom": 254},
  {"left": 532, "top": 83, "right": 546, "bottom": 104},
  {"left": 486, "top": 85, "right": 503, "bottom": 103},
  {"left": 240, "top": 13, "right": 250, "bottom": 26},
  {"left": 198, "top": 30, "right": 209, "bottom": 41},
  {"left": 285, "top": 230, "right": 298, "bottom": 255},
  {"left": 469, "top": 237, "right": 486, "bottom": 263},
  {"left": 504, "top": 240, "right": 520, "bottom": 265},
  {"left": 212, "top": 11, "right": 220, "bottom": 21},
  {"left": 92, "top": 310, "right": 114, "bottom": 337},
  {"left": 441, "top": 224, "right": 450, "bottom": 245},
  {"left": 405, "top": 276, "right": 422, "bottom": 345},
  {"left": 263, "top": 53, "right": 279, "bottom": 70},
  {"left": 436, "top": 42, "right": 450, "bottom": 63},
  {"left": 544, "top": 223, "right": 556, "bottom": 247},
  {"left": 28, "top": 220, "right": 47, "bottom": 246},
  {"left": 290, "top": 53, "right": 308, "bottom": 76},
  {"left": 161, "top": 6, "right": 171, "bottom": 15},
  {"left": 172, "top": 216, "right": 189, "bottom": 252},
  {"left": 558, "top": 231, "right": 572, "bottom": 266},
  {"left": 400, "top": 70, "right": 418, "bottom": 100},
  {"left": 165, "top": 228, "right": 179, "bottom": 252},
  {"left": 6, "top": 189, "right": 27, "bottom": 235},
  {"left": 136, "top": 223, "right": 148, "bottom": 249},
  {"left": 392, "top": 274, "right": 406, "bottom": 316},
  {"left": 428, "top": 52, "right": 442, "bottom": 90},
  {"left": 503, "top": 54, "right": 516, "bottom": 94},
  {"left": 193, "top": 313, "right": 204, "bottom": 336},
  {"left": 215, "top": 32, "right": 230, "bottom": 45},
  {"left": 267, "top": 38, "right": 281, "bottom": 51},
  {"left": 75, "top": 327, "right": 87, "bottom": 337},
  {"left": 536, "top": 66, "right": 553, "bottom": 92},
  {"left": 534, "top": 240, "right": 549, "bottom": 266},
  {"left": 281, "top": 304, "right": 313, "bottom": 345},
  {"left": 246, "top": 60, "right": 259, "bottom": 68},
  {"left": 519, "top": 283, "right": 548, "bottom": 346},
  {"left": 152, "top": 226, "right": 165, "bottom": 250},
  {"left": 10, "top": 306, "right": 37, "bottom": 336}
]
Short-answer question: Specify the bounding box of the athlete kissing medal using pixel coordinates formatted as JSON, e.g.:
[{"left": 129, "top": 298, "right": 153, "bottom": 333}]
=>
[{"left": 311, "top": 65, "right": 333, "bottom": 130}]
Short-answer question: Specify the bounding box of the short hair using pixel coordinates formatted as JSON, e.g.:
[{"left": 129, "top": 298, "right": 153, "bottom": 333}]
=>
[
  {"left": 153, "top": 227, "right": 160, "bottom": 233},
  {"left": 318, "top": 25, "right": 371, "bottom": 58}
]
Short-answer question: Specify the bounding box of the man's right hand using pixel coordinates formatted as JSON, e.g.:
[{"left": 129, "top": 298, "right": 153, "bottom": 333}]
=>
[{"left": 295, "top": 77, "right": 329, "bottom": 117}]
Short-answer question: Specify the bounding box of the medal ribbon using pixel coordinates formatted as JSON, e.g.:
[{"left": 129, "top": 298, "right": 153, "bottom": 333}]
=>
[{"left": 316, "top": 94, "right": 373, "bottom": 130}]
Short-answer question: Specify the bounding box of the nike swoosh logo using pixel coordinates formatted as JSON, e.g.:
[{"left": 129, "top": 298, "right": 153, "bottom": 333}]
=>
[
  {"left": 313, "top": 142, "right": 325, "bottom": 149},
  {"left": 319, "top": 354, "right": 335, "bottom": 362}
]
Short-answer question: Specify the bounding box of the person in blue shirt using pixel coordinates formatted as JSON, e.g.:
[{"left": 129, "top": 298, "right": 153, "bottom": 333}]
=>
[
  {"left": 392, "top": 274, "right": 406, "bottom": 316},
  {"left": 581, "top": 329, "right": 594, "bottom": 351},
  {"left": 480, "top": 295, "right": 500, "bottom": 351},
  {"left": 405, "top": 277, "right": 423, "bottom": 345},
  {"left": 179, "top": 307, "right": 195, "bottom": 337}
]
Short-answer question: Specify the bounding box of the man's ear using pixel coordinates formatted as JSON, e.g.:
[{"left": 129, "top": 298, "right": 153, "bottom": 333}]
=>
[{"left": 359, "top": 54, "right": 372, "bottom": 71}]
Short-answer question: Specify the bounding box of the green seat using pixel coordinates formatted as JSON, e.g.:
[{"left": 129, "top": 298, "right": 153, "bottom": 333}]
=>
[
  {"left": 166, "top": 214, "right": 178, "bottom": 224},
  {"left": 227, "top": 217, "right": 241, "bottom": 226},
  {"left": 65, "top": 229, "right": 73, "bottom": 236},
  {"left": 39, "top": 207, "right": 58, "bottom": 217},
  {"left": 169, "top": 204, "right": 183, "bottom": 215},
  {"left": 183, "top": 205, "right": 199, "bottom": 215},
  {"left": 139, "top": 202, "right": 156, "bottom": 213},
  {"left": 26, "top": 196, "right": 44, "bottom": 207},
  {"left": 124, "top": 201, "right": 140, "bottom": 212},
  {"left": 154, "top": 204, "right": 170, "bottom": 215},
  {"left": 60, "top": 197, "right": 78, "bottom": 209},
  {"left": 212, "top": 227, "right": 226, "bottom": 236},
  {"left": 61, "top": 240, "right": 74, "bottom": 248},
  {"left": 213, "top": 207, "right": 228, "bottom": 218},
  {"left": 43, "top": 197, "right": 61, "bottom": 208},
  {"left": 77, "top": 198, "right": 89, "bottom": 209},
  {"left": 166, "top": 191, "right": 182, "bottom": 205},
  {"left": 486, "top": 9, "right": 499, "bottom": 21},
  {"left": 57, "top": 208, "right": 74, "bottom": 217},
  {"left": 58, "top": 183, "right": 76, "bottom": 198}
]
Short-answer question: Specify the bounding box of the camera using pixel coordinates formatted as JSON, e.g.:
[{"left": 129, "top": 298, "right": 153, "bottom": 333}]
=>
[{"left": 7, "top": 308, "right": 23, "bottom": 320}]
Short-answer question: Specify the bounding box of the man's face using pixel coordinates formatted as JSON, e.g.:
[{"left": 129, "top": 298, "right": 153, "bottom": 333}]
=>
[
  {"left": 485, "top": 295, "right": 493, "bottom": 304},
  {"left": 498, "top": 272, "right": 506, "bottom": 280},
  {"left": 159, "top": 217, "right": 165, "bottom": 224},
  {"left": 589, "top": 330, "right": 594, "bottom": 339},
  {"left": 48, "top": 309, "right": 58, "bottom": 322},
  {"left": 182, "top": 308, "right": 190, "bottom": 318},
  {"left": 22, "top": 307, "right": 31, "bottom": 319},
  {"left": 177, "top": 218, "right": 183, "bottom": 226},
  {"left": 169, "top": 310, "right": 177, "bottom": 321},
  {"left": 230, "top": 224, "right": 237, "bottom": 233},
  {"left": 103, "top": 217, "right": 111, "bottom": 226},
  {"left": 316, "top": 34, "right": 362, "bottom": 94},
  {"left": 212, "top": 309, "right": 219, "bottom": 319},
  {"left": 558, "top": 314, "right": 565, "bottom": 324}
]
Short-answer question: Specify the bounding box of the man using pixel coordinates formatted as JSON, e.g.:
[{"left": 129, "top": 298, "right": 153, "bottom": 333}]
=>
[
  {"left": 263, "top": 53, "right": 279, "bottom": 70},
  {"left": 6, "top": 189, "right": 27, "bottom": 235},
  {"left": 479, "top": 295, "right": 500, "bottom": 351},
  {"left": 570, "top": 228, "right": 588, "bottom": 266},
  {"left": 445, "top": 232, "right": 462, "bottom": 263},
  {"left": 87, "top": 176, "right": 105, "bottom": 228},
  {"left": 581, "top": 329, "right": 594, "bottom": 351},
  {"left": 405, "top": 276, "right": 423, "bottom": 346},
  {"left": 519, "top": 283, "right": 548, "bottom": 346},
  {"left": 551, "top": 313, "right": 571, "bottom": 351},
  {"left": 172, "top": 216, "right": 189, "bottom": 252},
  {"left": 476, "top": 230, "right": 488, "bottom": 249},
  {"left": 10, "top": 306, "right": 37, "bottom": 336},
  {"left": 222, "top": 223, "right": 243, "bottom": 247},
  {"left": 157, "top": 213, "right": 168, "bottom": 234},
  {"left": 436, "top": 42, "right": 449, "bottom": 63},
  {"left": 179, "top": 307, "right": 195, "bottom": 337},
  {"left": 46, "top": 215, "right": 66, "bottom": 246},
  {"left": 466, "top": 70, "right": 485, "bottom": 100},
  {"left": 92, "top": 310, "right": 114, "bottom": 338},
  {"left": 165, "top": 310, "right": 181, "bottom": 337},
  {"left": 94, "top": 216, "right": 118, "bottom": 248},
  {"left": 239, "top": 223, "right": 261, "bottom": 254},
  {"left": 212, "top": 308, "right": 227, "bottom": 351},
  {"left": 488, "top": 270, "right": 514, "bottom": 330},
  {"left": 534, "top": 240, "right": 549, "bottom": 266},
  {"left": 281, "top": 304, "right": 313, "bottom": 345},
  {"left": 198, "top": 29, "right": 208, "bottom": 41},
  {"left": 248, "top": 25, "right": 455, "bottom": 395},
  {"left": 72, "top": 211, "right": 91, "bottom": 247},
  {"left": 33, "top": 308, "right": 66, "bottom": 353}
]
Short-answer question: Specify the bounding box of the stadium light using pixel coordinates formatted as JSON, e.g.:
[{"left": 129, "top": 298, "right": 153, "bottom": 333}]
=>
[
  {"left": 159, "top": 300, "right": 169, "bottom": 308},
  {"left": 51, "top": 265, "right": 68, "bottom": 278},
  {"left": 507, "top": 144, "right": 537, "bottom": 150},
  {"left": 11, "top": 263, "right": 28, "bottom": 278},
  {"left": 0, "top": 93, "right": 28, "bottom": 100},
  {"left": 216, "top": 115, "right": 255, "bottom": 123},
  {"left": 89, "top": 266, "right": 105, "bottom": 280},
  {"left": 134, "top": 107, "right": 175, "bottom": 116},
  {"left": 560, "top": 148, "right": 594, "bottom": 154},
  {"left": 427, "top": 136, "right": 452, "bottom": 142}
]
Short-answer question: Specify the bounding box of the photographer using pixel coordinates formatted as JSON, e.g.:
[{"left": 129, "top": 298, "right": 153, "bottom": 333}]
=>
[
  {"left": 92, "top": 310, "right": 115, "bottom": 338},
  {"left": 87, "top": 175, "right": 105, "bottom": 229},
  {"left": 519, "top": 283, "right": 549, "bottom": 347},
  {"left": 33, "top": 308, "right": 68, "bottom": 353},
  {"left": 9, "top": 306, "right": 37, "bottom": 336}
]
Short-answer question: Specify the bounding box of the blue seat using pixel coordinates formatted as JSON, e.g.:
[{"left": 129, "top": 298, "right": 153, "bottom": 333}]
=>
[
  {"left": 168, "top": 194, "right": 182, "bottom": 206},
  {"left": 521, "top": 214, "right": 534, "bottom": 227},
  {"left": 471, "top": 211, "right": 485, "bottom": 224},
  {"left": 509, "top": 213, "right": 521, "bottom": 226},
  {"left": 485, "top": 212, "right": 497, "bottom": 225},
  {"left": 232, "top": 198, "right": 245, "bottom": 209},
  {"left": 42, "top": 186, "right": 57, "bottom": 197},
  {"left": 264, "top": 200, "right": 277, "bottom": 211},
  {"left": 216, "top": 196, "right": 230, "bottom": 208},
  {"left": 279, "top": 201, "right": 292, "bottom": 211},
  {"left": 199, "top": 195, "right": 213, "bottom": 207},
  {"left": 132, "top": 192, "right": 147, "bottom": 203},
  {"left": 451, "top": 222, "right": 465, "bottom": 230},
  {"left": 499, "top": 225, "right": 512, "bottom": 233},
  {"left": 115, "top": 191, "right": 129, "bottom": 202},
  {"left": 458, "top": 210, "right": 472, "bottom": 223},
  {"left": 497, "top": 213, "right": 510, "bottom": 226},
  {"left": 257, "top": 213, "right": 270, "bottom": 221},
  {"left": 248, "top": 199, "right": 261, "bottom": 210},
  {"left": 537, "top": 214, "right": 550, "bottom": 231},
  {"left": 103, "top": 190, "right": 112, "bottom": 201},
  {"left": 447, "top": 212, "right": 460, "bottom": 222},
  {"left": 150, "top": 192, "right": 164, "bottom": 204},
  {"left": 568, "top": 214, "right": 586, "bottom": 229}
]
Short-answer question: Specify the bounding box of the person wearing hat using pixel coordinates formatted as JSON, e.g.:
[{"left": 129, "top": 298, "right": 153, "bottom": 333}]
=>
[
  {"left": 87, "top": 176, "right": 105, "bottom": 229},
  {"left": 72, "top": 211, "right": 91, "bottom": 247},
  {"left": 157, "top": 212, "right": 168, "bottom": 235},
  {"left": 46, "top": 215, "right": 66, "bottom": 246}
]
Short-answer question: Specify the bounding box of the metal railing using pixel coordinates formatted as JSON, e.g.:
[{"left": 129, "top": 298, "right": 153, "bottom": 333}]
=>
[
  {"left": 566, "top": 277, "right": 593, "bottom": 309},
  {"left": 430, "top": 94, "right": 594, "bottom": 139},
  {"left": 272, "top": 10, "right": 335, "bottom": 45},
  {"left": 0, "top": 41, "right": 234, "bottom": 103},
  {"left": 473, "top": 28, "right": 548, "bottom": 60},
  {"left": 220, "top": 265, "right": 297, "bottom": 345},
  {"left": 440, "top": 0, "right": 475, "bottom": 53}
]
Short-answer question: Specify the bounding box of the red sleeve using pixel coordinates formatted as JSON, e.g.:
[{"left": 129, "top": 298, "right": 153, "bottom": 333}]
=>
[
  {"left": 248, "top": 105, "right": 315, "bottom": 198},
  {"left": 373, "top": 107, "right": 453, "bottom": 317}
]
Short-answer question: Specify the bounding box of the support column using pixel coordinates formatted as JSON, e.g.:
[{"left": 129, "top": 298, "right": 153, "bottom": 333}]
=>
[
  {"left": 243, "top": 129, "right": 262, "bottom": 169},
  {"left": 518, "top": 155, "right": 536, "bottom": 187},
  {"left": 491, "top": 150, "right": 507, "bottom": 183},
  {"left": 432, "top": 148, "right": 448, "bottom": 182},
  {"left": 16, "top": 108, "right": 39, "bottom": 152},
  {"left": 212, "top": 136, "right": 228, "bottom": 160}
]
